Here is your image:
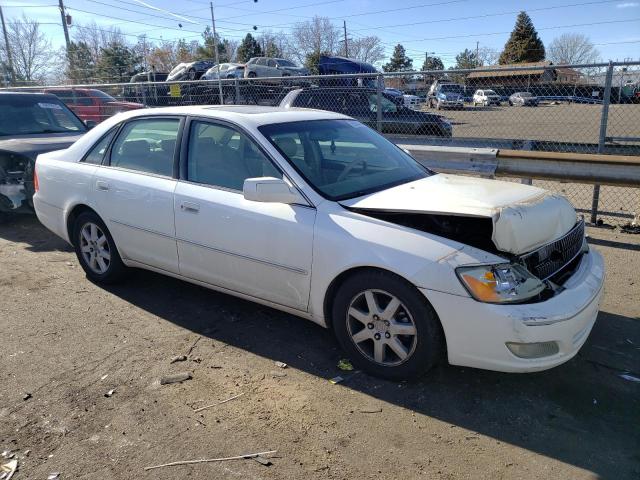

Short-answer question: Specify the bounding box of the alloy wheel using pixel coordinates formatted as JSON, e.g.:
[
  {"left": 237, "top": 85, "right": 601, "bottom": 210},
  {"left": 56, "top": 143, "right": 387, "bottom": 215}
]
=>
[
  {"left": 346, "top": 289, "right": 418, "bottom": 366},
  {"left": 79, "top": 222, "right": 111, "bottom": 274}
]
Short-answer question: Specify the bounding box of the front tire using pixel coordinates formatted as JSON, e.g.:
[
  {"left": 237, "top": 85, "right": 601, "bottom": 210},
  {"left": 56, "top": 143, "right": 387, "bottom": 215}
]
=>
[
  {"left": 332, "top": 271, "right": 444, "bottom": 380},
  {"left": 73, "top": 211, "right": 127, "bottom": 284}
]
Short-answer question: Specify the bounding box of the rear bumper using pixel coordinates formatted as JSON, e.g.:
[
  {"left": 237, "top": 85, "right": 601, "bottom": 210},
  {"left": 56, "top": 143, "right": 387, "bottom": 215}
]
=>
[{"left": 422, "top": 249, "right": 605, "bottom": 373}]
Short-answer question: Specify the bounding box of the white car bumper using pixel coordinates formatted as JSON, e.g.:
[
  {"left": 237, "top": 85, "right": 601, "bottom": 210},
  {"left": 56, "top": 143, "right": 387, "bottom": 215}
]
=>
[{"left": 423, "top": 248, "right": 605, "bottom": 373}]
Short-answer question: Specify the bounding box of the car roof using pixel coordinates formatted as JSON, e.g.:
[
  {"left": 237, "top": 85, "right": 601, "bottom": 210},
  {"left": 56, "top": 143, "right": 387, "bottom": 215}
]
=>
[
  {"left": 115, "top": 105, "right": 349, "bottom": 127},
  {"left": 0, "top": 91, "right": 64, "bottom": 100}
]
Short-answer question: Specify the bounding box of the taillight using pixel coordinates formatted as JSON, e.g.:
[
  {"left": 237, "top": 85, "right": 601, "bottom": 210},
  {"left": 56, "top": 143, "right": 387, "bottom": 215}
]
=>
[{"left": 34, "top": 164, "right": 39, "bottom": 192}]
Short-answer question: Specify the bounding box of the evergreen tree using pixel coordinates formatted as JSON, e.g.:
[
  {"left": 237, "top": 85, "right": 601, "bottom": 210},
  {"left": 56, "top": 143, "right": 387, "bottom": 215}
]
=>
[
  {"left": 66, "top": 41, "right": 96, "bottom": 83},
  {"left": 499, "top": 11, "right": 545, "bottom": 64},
  {"left": 421, "top": 55, "right": 444, "bottom": 72},
  {"left": 196, "top": 26, "right": 230, "bottom": 62},
  {"left": 97, "top": 42, "right": 142, "bottom": 82},
  {"left": 304, "top": 50, "right": 330, "bottom": 74},
  {"left": 382, "top": 44, "right": 413, "bottom": 72},
  {"left": 265, "top": 41, "right": 282, "bottom": 58},
  {"left": 236, "top": 34, "right": 262, "bottom": 63},
  {"left": 454, "top": 49, "right": 478, "bottom": 69}
]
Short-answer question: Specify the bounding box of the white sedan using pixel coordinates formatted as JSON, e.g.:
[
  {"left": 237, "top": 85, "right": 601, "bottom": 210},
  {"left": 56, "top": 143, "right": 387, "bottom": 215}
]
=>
[{"left": 34, "top": 106, "right": 604, "bottom": 379}]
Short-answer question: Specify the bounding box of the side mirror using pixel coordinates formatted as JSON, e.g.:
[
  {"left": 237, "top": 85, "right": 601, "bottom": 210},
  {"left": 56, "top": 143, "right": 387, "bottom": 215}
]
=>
[
  {"left": 243, "top": 177, "right": 300, "bottom": 204},
  {"left": 84, "top": 120, "right": 97, "bottom": 129}
]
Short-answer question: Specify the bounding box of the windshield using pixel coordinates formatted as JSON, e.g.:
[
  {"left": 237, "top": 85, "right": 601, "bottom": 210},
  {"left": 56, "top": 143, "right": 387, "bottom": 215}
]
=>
[
  {"left": 0, "top": 96, "right": 86, "bottom": 136},
  {"left": 259, "top": 119, "right": 430, "bottom": 201},
  {"left": 440, "top": 84, "right": 463, "bottom": 93},
  {"left": 168, "top": 63, "right": 186, "bottom": 77},
  {"left": 89, "top": 89, "right": 116, "bottom": 102},
  {"left": 484, "top": 90, "right": 497, "bottom": 95}
]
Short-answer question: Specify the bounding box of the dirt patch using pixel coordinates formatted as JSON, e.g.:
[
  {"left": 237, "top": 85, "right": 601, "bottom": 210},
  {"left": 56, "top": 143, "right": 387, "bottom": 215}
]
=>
[{"left": 1, "top": 216, "right": 639, "bottom": 479}]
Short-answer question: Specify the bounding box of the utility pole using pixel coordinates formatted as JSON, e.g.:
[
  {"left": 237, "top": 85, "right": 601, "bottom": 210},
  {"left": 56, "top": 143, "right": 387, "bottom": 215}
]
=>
[
  {"left": 209, "top": 1, "right": 224, "bottom": 104},
  {"left": 343, "top": 20, "right": 348, "bottom": 57},
  {"left": 475, "top": 41, "right": 479, "bottom": 67},
  {"left": 0, "top": 5, "right": 16, "bottom": 84},
  {"left": 58, "top": 0, "right": 71, "bottom": 52}
]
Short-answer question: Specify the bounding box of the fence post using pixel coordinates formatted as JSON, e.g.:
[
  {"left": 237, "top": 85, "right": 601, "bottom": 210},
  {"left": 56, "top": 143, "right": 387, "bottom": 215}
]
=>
[
  {"left": 591, "top": 61, "right": 614, "bottom": 224},
  {"left": 376, "top": 74, "right": 382, "bottom": 132},
  {"left": 234, "top": 78, "right": 240, "bottom": 104},
  {"left": 141, "top": 83, "right": 147, "bottom": 107}
]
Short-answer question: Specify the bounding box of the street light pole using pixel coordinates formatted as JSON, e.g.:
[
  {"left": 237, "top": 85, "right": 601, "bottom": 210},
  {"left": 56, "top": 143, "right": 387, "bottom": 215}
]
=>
[
  {"left": 209, "top": 1, "right": 224, "bottom": 105},
  {"left": 0, "top": 5, "right": 16, "bottom": 84}
]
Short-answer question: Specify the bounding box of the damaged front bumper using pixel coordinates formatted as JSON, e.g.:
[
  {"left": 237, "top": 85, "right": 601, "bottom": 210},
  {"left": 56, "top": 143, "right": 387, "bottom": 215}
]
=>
[
  {"left": 0, "top": 174, "right": 29, "bottom": 214},
  {"left": 423, "top": 248, "right": 605, "bottom": 373}
]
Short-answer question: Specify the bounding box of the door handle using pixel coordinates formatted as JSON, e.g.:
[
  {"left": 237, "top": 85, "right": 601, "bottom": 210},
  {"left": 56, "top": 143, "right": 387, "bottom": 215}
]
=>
[
  {"left": 96, "top": 180, "right": 110, "bottom": 191},
  {"left": 180, "top": 201, "right": 200, "bottom": 213}
]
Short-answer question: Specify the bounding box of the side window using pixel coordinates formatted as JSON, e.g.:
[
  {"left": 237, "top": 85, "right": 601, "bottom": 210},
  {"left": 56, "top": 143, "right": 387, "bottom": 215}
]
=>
[
  {"left": 268, "top": 59, "right": 276, "bottom": 68},
  {"left": 187, "top": 121, "right": 280, "bottom": 191},
  {"left": 110, "top": 118, "right": 180, "bottom": 176},
  {"left": 83, "top": 129, "right": 117, "bottom": 164},
  {"left": 367, "top": 94, "right": 397, "bottom": 113},
  {"left": 76, "top": 93, "right": 93, "bottom": 106}
]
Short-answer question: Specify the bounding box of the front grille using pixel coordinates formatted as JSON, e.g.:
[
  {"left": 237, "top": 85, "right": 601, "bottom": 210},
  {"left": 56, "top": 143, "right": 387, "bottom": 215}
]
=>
[{"left": 520, "top": 219, "right": 585, "bottom": 281}]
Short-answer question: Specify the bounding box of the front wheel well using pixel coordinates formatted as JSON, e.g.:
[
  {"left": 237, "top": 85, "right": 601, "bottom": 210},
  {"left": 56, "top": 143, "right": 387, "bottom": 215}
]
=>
[
  {"left": 66, "top": 204, "right": 99, "bottom": 245},
  {"left": 323, "top": 267, "right": 432, "bottom": 330}
]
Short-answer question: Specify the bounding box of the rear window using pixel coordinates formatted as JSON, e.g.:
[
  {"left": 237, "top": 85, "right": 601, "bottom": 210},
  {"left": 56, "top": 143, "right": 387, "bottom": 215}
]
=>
[{"left": 0, "top": 95, "right": 86, "bottom": 136}]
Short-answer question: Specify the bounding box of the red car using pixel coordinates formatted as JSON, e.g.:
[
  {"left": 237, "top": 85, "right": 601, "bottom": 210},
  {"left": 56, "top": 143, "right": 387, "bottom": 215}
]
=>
[{"left": 43, "top": 88, "right": 144, "bottom": 124}]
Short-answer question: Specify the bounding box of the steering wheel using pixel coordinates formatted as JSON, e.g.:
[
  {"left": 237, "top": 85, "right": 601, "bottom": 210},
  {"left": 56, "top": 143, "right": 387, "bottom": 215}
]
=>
[{"left": 337, "top": 159, "right": 367, "bottom": 182}]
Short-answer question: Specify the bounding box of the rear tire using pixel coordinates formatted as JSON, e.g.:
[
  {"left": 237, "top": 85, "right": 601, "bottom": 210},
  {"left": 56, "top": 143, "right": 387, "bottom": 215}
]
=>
[
  {"left": 73, "top": 211, "right": 127, "bottom": 284},
  {"left": 332, "top": 270, "right": 444, "bottom": 380}
]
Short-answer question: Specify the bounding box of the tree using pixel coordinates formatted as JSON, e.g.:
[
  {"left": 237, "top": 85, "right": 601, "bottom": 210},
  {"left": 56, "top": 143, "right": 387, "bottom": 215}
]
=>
[
  {"left": 453, "top": 49, "right": 477, "bottom": 70},
  {"left": 66, "top": 41, "right": 96, "bottom": 83},
  {"left": 304, "top": 50, "right": 331, "bottom": 75},
  {"left": 236, "top": 33, "right": 262, "bottom": 63},
  {"left": 96, "top": 42, "right": 142, "bottom": 83},
  {"left": 421, "top": 55, "right": 444, "bottom": 83},
  {"left": 382, "top": 44, "right": 413, "bottom": 72},
  {"left": 421, "top": 55, "right": 444, "bottom": 71},
  {"left": 499, "top": 11, "right": 545, "bottom": 64},
  {"left": 547, "top": 33, "right": 600, "bottom": 65},
  {"left": 0, "top": 15, "right": 51, "bottom": 83},
  {"left": 347, "top": 36, "right": 385, "bottom": 64},
  {"left": 258, "top": 31, "right": 287, "bottom": 58},
  {"left": 288, "top": 16, "right": 340, "bottom": 64},
  {"left": 477, "top": 47, "right": 499, "bottom": 67},
  {"left": 195, "top": 27, "right": 234, "bottom": 63}
]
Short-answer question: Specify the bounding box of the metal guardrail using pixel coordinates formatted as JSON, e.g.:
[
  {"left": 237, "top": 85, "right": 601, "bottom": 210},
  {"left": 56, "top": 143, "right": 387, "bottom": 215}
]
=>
[
  {"left": 397, "top": 143, "right": 640, "bottom": 224},
  {"left": 398, "top": 144, "right": 640, "bottom": 187}
]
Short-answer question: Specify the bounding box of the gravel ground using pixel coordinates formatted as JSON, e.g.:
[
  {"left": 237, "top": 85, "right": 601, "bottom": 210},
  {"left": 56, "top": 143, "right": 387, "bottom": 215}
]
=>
[
  {"left": 1, "top": 216, "right": 639, "bottom": 480},
  {"left": 427, "top": 103, "right": 640, "bottom": 147}
]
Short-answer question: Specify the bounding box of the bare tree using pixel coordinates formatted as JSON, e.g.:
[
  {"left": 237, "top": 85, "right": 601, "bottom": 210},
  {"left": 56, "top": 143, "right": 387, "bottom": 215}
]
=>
[
  {"left": 548, "top": 33, "right": 601, "bottom": 65},
  {"left": 0, "top": 15, "right": 51, "bottom": 83},
  {"left": 72, "top": 21, "right": 126, "bottom": 64},
  {"left": 345, "top": 36, "right": 385, "bottom": 64},
  {"left": 477, "top": 47, "right": 499, "bottom": 66},
  {"left": 288, "top": 16, "right": 340, "bottom": 64}
]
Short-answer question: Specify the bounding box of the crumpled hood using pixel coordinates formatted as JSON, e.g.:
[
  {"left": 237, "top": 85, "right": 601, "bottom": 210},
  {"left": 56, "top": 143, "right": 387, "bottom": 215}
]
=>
[
  {"left": 0, "top": 134, "right": 83, "bottom": 158},
  {"left": 339, "top": 174, "right": 577, "bottom": 255}
]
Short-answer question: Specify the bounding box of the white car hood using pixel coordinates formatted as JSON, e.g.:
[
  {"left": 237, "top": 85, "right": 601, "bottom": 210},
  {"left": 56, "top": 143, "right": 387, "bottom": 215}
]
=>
[{"left": 339, "top": 174, "right": 577, "bottom": 255}]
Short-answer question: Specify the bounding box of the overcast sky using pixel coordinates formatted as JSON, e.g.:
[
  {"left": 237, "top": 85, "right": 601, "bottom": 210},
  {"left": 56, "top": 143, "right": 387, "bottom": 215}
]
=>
[{"left": 2, "top": 0, "right": 639, "bottom": 67}]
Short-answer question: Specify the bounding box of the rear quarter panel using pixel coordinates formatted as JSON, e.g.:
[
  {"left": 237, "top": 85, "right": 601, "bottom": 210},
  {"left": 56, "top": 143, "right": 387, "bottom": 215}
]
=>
[{"left": 34, "top": 150, "right": 98, "bottom": 243}]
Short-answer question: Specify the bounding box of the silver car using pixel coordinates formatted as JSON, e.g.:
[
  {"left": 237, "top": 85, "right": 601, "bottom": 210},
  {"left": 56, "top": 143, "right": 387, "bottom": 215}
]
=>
[
  {"left": 202, "top": 63, "right": 245, "bottom": 81},
  {"left": 244, "top": 57, "right": 308, "bottom": 79}
]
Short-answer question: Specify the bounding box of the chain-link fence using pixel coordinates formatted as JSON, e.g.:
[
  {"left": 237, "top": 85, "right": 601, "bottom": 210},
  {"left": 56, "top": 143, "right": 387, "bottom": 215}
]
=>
[{"left": 3, "top": 61, "right": 639, "bottom": 226}]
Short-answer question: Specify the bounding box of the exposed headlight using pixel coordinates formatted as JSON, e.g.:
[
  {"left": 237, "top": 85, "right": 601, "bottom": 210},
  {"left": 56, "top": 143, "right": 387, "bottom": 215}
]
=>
[{"left": 456, "top": 263, "right": 545, "bottom": 303}]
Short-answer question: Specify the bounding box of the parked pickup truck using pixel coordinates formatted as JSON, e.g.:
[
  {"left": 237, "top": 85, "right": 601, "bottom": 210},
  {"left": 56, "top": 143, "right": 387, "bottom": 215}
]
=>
[{"left": 44, "top": 88, "right": 143, "bottom": 123}]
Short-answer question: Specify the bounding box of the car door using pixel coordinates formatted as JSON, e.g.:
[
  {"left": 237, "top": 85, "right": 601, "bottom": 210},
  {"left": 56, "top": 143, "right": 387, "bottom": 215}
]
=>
[
  {"left": 93, "top": 116, "right": 183, "bottom": 274},
  {"left": 173, "top": 119, "right": 316, "bottom": 311},
  {"left": 74, "top": 91, "right": 100, "bottom": 123}
]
